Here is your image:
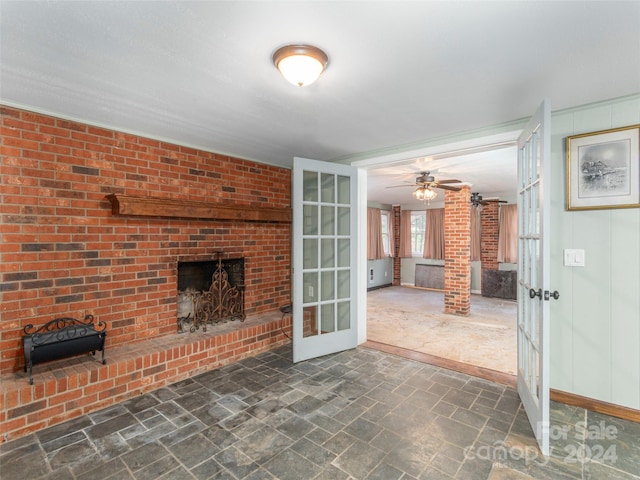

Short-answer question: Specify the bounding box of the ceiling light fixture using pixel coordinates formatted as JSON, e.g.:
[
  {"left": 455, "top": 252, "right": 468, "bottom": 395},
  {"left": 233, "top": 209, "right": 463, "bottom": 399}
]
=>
[
  {"left": 470, "top": 192, "right": 483, "bottom": 208},
  {"left": 413, "top": 186, "right": 438, "bottom": 203},
  {"left": 272, "top": 44, "right": 328, "bottom": 87}
]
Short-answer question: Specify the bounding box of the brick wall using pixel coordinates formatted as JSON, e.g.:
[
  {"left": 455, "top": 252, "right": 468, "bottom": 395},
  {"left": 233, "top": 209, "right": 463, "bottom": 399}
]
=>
[
  {"left": 444, "top": 186, "right": 471, "bottom": 315},
  {"left": 392, "top": 205, "right": 401, "bottom": 285},
  {"left": 0, "top": 105, "right": 294, "bottom": 442},
  {"left": 480, "top": 202, "right": 499, "bottom": 271},
  {"left": 0, "top": 105, "right": 292, "bottom": 375}
]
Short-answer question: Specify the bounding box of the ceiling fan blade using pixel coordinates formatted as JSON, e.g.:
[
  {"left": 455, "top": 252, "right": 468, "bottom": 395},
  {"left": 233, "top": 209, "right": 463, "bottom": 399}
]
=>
[
  {"left": 484, "top": 199, "right": 508, "bottom": 203},
  {"left": 386, "top": 184, "right": 416, "bottom": 188},
  {"left": 437, "top": 184, "right": 461, "bottom": 192},
  {"left": 435, "top": 179, "right": 462, "bottom": 184}
]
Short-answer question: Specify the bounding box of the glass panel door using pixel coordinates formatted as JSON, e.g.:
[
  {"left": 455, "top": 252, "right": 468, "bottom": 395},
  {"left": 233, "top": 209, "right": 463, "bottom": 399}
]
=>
[
  {"left": 292, "top": 158, "right": 358, "bottom": 362},
  {"left": 517, "top": 100, "right": 551, "bottom": 456}
]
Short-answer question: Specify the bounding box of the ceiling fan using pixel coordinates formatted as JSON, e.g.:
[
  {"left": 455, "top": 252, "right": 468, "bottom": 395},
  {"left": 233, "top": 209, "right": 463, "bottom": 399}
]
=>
[
  {"left": 387, "top": 172, "right": 463, "bottom": 192},
  {"left": 387, "top": 171, "right": 462, "bottom": 203},
  {"left": 470, "top": 192, "right": 507, "bottom": 207}
]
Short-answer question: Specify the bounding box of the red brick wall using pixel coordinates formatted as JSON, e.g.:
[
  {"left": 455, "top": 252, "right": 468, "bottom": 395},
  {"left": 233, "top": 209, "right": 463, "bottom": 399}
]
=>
[
  {"left": 0, "top": 105, "right": 292, "bottom": 375},
  {"left": 444, "top": 186, "right": 471, "bottom": 315},
  {"left": 392, "top": 205, "right": 401, "bottom": 285},
  {"left": 480, "top": 202, "right": 499, "bottom": 271}
]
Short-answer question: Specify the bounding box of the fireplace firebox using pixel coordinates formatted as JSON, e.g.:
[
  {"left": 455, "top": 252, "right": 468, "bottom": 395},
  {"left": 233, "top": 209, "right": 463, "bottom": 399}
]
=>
[{"left": 177, "top": 253, "right": 245, "bottom": 332}]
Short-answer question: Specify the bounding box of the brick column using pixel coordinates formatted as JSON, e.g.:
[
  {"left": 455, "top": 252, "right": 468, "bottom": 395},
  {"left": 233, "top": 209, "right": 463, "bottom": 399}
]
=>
[
  {"left": 392, "top": 205, "right": 401, "bottom": 285},
  {"left": 444, "top": 186, "right": 471, "bottom": 316},
  {"left": 480, "top": 202, "right": 500, "bottom": 271}
]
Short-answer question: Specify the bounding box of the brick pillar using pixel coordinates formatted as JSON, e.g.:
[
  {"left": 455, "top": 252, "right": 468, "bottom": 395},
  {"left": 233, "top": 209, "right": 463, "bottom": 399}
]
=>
[
  {"left": 480, "top": 202, "right": 500, "bottom": 271},
  {"left": 444, "top": 186, "right": 471, "bottom": 316},
  {"left": 392, "top": 205, "right": 401, "bottom": 285}
]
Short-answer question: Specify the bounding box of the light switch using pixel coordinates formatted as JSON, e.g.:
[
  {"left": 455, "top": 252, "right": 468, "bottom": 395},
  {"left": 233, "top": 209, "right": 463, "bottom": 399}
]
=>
[{"left": 564, "top": 249, "right": 585, "bottom": 267}]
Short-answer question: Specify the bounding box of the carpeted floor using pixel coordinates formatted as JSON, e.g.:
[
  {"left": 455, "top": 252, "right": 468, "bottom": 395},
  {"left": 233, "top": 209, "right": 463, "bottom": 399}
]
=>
[{"left": 367, "top": 286, "right": 517, "bottom": 375}]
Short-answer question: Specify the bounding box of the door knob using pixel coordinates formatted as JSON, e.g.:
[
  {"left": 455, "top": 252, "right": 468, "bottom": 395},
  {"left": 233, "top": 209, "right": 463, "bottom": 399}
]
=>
[
  {"left": 544, "top": 290, "right": 560, "bottom": 300},
  {"left": 529, "top": 288, "right": 542, "bottom": 299}
]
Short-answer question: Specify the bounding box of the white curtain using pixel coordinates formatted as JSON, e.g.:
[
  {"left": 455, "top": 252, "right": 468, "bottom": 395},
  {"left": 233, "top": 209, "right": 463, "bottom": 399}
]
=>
[
  {"left": 388, "top": 210, "right": 395, "bottom": 258},
  {"left": 367, "top": 208, "right": 385, "bottom": 260},
  {"left": 470, "top": 206, "right": 481, "bottom": 262},
  {"left": 423, "top": 208, "right": 444, "bottom": 260},
  {"left": 398, "top": 210, "right": 413, "bottom": 258},
  {"left": 497, "top": 204, "right": 518, "bottom": 263}
]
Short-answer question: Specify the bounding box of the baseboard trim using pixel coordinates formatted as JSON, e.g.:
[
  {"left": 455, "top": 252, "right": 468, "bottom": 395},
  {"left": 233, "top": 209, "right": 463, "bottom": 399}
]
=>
[
  {"left": 550, "top": 389, "right": 640, "bottom": 423},
  {"left": 362, "top": 340, "right": 516, "bottom": 388}
]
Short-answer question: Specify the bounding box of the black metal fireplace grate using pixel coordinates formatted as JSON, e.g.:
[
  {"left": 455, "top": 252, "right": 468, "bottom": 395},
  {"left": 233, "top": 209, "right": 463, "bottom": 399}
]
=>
[{"left": 178, "top": 252, "right": 245, "bottom": 333}]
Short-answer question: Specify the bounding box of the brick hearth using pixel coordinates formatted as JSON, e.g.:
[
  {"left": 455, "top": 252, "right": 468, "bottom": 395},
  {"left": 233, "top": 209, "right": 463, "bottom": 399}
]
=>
[{"left": 0, "top": 312, "right": 291, "bottom": 442}]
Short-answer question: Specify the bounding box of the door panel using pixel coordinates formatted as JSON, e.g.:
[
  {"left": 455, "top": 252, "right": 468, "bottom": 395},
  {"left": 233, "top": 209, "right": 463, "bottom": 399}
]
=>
[
  {"left": 293, "top": 157, "right": 359, "bottom": 362},
  {"left": 517, "top": 100, "right": 551, "bottom": 456}
]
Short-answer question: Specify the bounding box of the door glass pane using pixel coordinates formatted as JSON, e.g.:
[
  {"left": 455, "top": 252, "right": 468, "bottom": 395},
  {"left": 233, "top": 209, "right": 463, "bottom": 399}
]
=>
[
  {"left": 303, "top": 272, "right": 318, "bottom": 304},
  {"left": 321, "top": 206, "right": 335, "bottom": 235},
  {"left": 532, "top": 131, "right": 540, "bottom": 181},
  {"left": 320, "top": 304, "right": 335, "bottom": 334},
  {"left": 321, "top": 271, "right": 335, "bottom": 301},
  {"left": 303, "top": 239, "right": 318, "bottom": 269},
  {"left": 321, "top": 173, "right": 335, "bottom": 203},
  {"left": 533, "top": 185, "right": 540, "bottom": 235},
  {"left": 534, "top": 349, "right": 540, "bottom": 400},
  {"left": 303, "top": 171, "right": 318, "bottom": 202},
  {"left": 321, "top": 238, "right": 334, "bottom": 268},
  {"left": 337, "top": 239, "right": 350, "bottom": 267},
  {"left": 303, "top": 305, "right": 317, "bottom": 338},
  {"left": 337, "top": 270, "right": 350, "bottom": 299},
  {"left": 303, "top": 205, "right": 318, "bottom": 235},
  {"left": 531, "top": 295, "right": 539, "bottom": 344},
  {"left": 337, "top": 175, "right": 350, "bottom": 204},
  {"left": 337, "top": 301, "right": 350, "bottom": 331},
  {"left": 337, "top": 207, "right": 350, "bottom": 236}
]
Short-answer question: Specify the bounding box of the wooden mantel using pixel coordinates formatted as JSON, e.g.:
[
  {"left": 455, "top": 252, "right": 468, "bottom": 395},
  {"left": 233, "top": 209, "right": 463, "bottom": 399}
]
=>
[{"left": 106, "top": 194, "right": 292, "bottom": 223}]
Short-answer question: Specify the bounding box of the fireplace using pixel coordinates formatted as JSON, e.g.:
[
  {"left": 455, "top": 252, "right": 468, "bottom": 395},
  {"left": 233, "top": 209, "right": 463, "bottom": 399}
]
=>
[{"left": 177, "top": 253, "right": 245, "bottom": 332}]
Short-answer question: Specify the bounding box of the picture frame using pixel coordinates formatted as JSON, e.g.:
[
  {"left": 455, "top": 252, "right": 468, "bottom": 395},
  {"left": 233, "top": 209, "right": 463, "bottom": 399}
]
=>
[{"left": 566, "top": 124, "right": 640, "bottom": 210}]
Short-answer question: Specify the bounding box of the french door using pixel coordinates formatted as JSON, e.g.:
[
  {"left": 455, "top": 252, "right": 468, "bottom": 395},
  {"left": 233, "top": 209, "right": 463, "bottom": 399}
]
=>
[
  {"left": 517, "top": 100, "right": 553, "bottom": 456},
  {"left": 292, "top": 157, "right": 359, "bottom": 363}
]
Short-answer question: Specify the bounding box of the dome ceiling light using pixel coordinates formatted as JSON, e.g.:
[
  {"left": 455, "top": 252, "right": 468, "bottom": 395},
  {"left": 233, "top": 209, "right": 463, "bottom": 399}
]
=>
[{"left": 272, "top": 44, "right": 329, "bottom": 87}]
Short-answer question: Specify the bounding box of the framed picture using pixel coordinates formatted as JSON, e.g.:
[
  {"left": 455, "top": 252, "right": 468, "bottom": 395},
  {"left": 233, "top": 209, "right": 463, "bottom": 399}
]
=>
[{"left": 566, "top": 124, "right": 640, "bottom": 210}]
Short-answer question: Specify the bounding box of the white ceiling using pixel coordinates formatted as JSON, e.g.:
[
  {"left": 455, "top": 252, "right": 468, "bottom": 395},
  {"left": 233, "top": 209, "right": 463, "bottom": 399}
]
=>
[
  {"left": 366, "top": 144, "right": 518, "bottom": 206},
  {"left": 1, "top": 1, "right": 639, "bottom": 203}
]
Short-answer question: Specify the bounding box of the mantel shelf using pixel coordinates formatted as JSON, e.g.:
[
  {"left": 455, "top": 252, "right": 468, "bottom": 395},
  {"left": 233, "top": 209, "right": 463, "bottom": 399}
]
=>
[{"left": 106, "top": 194, "right": 292, "bottom": 223}]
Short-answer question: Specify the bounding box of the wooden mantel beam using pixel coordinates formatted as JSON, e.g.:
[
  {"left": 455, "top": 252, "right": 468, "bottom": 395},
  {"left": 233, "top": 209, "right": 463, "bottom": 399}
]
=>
[{"left": 106, "top": 194, "right": 292, "bottom": 223}]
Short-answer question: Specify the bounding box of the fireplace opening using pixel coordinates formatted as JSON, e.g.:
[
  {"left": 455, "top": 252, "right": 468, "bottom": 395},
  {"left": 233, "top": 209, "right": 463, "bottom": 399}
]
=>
[{"left": 177, "top": 253, "right": 245, "bottom": 333}]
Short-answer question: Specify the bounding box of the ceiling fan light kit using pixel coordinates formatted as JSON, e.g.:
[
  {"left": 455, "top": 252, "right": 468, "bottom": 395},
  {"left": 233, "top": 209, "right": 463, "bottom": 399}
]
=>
[
  {"left": 272, "top": 44, "right": 329, "bottom": 87},
  {"left": 413, "top": 185, "right": 438, "bottom": 202}
]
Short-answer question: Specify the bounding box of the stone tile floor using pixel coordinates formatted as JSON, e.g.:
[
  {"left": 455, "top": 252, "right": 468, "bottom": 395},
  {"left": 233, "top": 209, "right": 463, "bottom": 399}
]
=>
[{"left": 1, "top": 345, "right": 639, "bottom": 480}]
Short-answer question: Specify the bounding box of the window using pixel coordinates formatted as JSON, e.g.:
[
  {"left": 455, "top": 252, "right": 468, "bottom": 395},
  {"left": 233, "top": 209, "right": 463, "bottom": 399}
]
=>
[
  {"left": 381, "top": 210, "right": 391, "bottom": 256},
  {"left": 410, "top": 211, "right": 426, "bottom": 256}
]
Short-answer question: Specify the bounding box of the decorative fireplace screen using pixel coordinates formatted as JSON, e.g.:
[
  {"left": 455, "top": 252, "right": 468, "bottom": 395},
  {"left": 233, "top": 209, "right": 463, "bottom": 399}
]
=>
[{"left": 177, "top": 253, "right": 245, "bottom": 333}]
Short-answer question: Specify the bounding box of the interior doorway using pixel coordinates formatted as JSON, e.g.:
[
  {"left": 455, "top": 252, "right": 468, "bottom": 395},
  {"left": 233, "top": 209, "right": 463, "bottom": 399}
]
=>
[{"left": 355, "top": 132, "right": 521, "bottom": 383}]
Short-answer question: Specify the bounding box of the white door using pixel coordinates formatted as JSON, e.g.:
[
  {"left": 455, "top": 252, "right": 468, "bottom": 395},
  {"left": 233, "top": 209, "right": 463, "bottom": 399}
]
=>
[
  {"left": 292, "top": 157, "right": 359, "bottom": 363},
  {"left": 517, "top": 99, "right": 554, "bottom": 456}
]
